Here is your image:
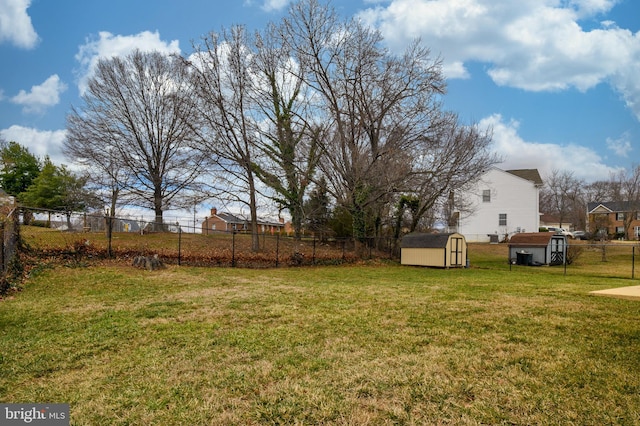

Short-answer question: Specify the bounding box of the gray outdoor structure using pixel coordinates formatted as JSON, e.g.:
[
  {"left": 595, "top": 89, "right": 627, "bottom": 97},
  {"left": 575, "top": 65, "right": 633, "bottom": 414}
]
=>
[
  {"left": 508, "top": 232, "right": 567, "bottom": 266},
  {"left": 401, "top": 232, "right": 467, "bottom": 268}
]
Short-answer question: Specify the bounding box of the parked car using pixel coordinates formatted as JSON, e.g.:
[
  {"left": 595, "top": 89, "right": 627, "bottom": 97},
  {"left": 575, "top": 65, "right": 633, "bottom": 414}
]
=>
[
  {"left": 573, "top": 231, "right": 591, "bottom": 240},
  {"left": 547, "top": 227, "right": 574, "bottom": 238}
]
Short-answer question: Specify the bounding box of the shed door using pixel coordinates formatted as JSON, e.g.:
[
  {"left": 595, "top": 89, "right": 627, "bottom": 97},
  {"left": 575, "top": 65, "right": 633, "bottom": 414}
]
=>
[
  {"left": 450, "top": 237, "right": 464, "bottom": 266},
  {"left": 550, "top": 238, "right": 564, "bottom": 265}
]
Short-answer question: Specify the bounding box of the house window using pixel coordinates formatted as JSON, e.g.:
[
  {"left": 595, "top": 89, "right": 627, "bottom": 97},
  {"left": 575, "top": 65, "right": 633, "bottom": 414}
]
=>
[
  {"left": 499, "top": 213, "right": 507, "bottom": 226},
  {"left": 616, "top": 226, "right": 625, "bottom": 234},
  {"left": 635, "top": 226, "right": 640, "bottom": 239},
  {"left": 482, "top": 190, "right": 491, "bottom": 202},
  {"left": 617, "top": 212, "right": 625, "bottom": 221},
  {"left": 211, "top": 223, "right": 216, "bottom": 230}
]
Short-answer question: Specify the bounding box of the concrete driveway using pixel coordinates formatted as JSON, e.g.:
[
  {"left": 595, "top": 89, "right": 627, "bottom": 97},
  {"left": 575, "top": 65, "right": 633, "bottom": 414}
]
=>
[{"left": 590, "top": 286, "right": 640, "bottom": 301}]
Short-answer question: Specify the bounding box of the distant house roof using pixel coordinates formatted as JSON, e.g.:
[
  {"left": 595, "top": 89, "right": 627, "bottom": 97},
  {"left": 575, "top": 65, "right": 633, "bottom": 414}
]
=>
[
  {"left": 506, "top": 169, "right": 544, "bottom": 186},
  {"left": 214, "top": 211, "right": 246, "bottom": 224},
  {"left": 212, "top": 211, "right": 285, "bottom": 228},
  {"left": 587, "top": 201, "right": 640, "bottom": 213},
  {"left": 540, "top": 214, "right": 560, "bottom": 224}
]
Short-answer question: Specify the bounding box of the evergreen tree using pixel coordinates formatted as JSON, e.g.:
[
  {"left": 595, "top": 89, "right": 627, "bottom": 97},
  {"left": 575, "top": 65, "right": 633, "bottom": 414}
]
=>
[
  {"left": 20, "top": 157, "right": 98, "bottom": 229},
  {"left": 0, "top": 141, "right": 41, "bottom": 197}
]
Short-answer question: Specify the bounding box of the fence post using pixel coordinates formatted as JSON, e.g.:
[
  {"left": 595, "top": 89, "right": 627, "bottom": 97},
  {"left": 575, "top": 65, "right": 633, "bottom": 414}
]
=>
[
  {"left": 312, "top": 237, "right": 316, "bottom": 265},
  {"left": 633, "top": 246, "right": 635, "bottom": 280},
  {"left": 106, "top": 214, "right": 113, "bottom": 258},
  {"left": 232, "top": 231, "right": 236, "bottom": 267},
  {"left": 0, "top": 221, "right": 4, "bottom": 273},
  {"left": 275, "top": 233, "right": 280, "bottom": 267},
  {"left": 178, "top": 227, "right": 182, "bottom": 266}
]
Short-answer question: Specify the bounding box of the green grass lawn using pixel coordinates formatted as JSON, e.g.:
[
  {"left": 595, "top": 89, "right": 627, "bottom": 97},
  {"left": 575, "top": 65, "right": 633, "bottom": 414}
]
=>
[{"left": 1, "top": 258, "right": 640, "bottom": 424}]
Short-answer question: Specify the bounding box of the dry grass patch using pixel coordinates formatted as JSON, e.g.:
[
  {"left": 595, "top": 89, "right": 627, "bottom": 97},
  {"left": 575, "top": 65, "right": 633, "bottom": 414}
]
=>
[{"left": 1, "top": 262, "right": 639, "bottom": 424}]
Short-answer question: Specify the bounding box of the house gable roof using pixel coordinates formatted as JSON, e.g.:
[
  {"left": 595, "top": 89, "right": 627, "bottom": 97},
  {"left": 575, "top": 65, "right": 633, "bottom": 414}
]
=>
[
  {"left": 212, "top": 211, "right": 286, "bottom": 228},
  {"left": 587, "top": 201, "right": 640, "bottom": 214},
  {"left": 506, "top": 169, "right": 544, "bottom": 186},
  {"left": 214, "top": 212, "right": 245, "bottom": 224}
]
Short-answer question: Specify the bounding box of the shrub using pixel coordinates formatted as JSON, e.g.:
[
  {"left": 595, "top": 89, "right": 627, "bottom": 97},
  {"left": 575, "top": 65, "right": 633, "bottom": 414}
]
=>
[
  {"left": 289, "top": 251, "right": 305, "bottom": 266},
  {"left": 566, "top": 244, "right": 584, "bottom": 265}
]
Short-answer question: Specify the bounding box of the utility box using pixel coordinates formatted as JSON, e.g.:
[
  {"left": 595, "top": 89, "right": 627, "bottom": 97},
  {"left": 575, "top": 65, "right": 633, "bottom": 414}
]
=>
[{"left": 515, "top": 250, "right": 533, "bottom": 265}]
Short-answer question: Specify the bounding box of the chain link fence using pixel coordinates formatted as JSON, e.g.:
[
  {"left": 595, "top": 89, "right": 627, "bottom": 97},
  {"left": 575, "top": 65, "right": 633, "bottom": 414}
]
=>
[
  {"left": 473, "top": 239, "right": 640, "bottom": 280},
  {"left": 17, "top": 207, "right": 398, "bottom": 268},
  {"left": 4, "top": 207, "right": 640, "bottom": 282}
]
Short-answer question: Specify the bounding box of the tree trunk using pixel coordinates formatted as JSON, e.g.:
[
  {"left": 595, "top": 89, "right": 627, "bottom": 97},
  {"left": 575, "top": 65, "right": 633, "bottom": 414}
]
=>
[
  {"left": 291, "top": 203, "right": 303, "bottom": 240},
  {"left": 248, "top": 176, "right": 260, "bottom": 252},
  {"left": 154, "top": 188, "right": 163, "bottom": 232}
]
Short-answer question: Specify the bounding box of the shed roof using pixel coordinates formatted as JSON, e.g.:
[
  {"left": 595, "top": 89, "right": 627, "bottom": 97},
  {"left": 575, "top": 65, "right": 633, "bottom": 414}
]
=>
[
  {"left": 401, "top": 233, "right": 461, "bottom": 248},
  {"left": 509, "top": 232, "right": 560, "bottom": 247}
]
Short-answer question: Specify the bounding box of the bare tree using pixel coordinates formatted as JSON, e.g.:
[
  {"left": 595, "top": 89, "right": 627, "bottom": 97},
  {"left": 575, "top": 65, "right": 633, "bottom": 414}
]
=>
[
  {"left": 65, "top": 50, "right": 202, "bottom": 229},
  {"left": 611, "top": 165, "right": 640, "bottom": 239},
  {"left": 250, "top": 22, "right": 322, "bottom": 239},
  {"left": 540, "top": 169, "right": 584, "bottom": 229},
  {"left": 282, "top": 0, "right": 446, "bottom": 245},
  {"left": 584, "top": 180, "right": 616, "bottom": 204},
  {"left": 63, "top": 132, "right": 132, "bottom": 217},
  {"left": 188, "top": 27, "right": 263, "bottom": 251},
  {"left": 407, "top": 111, "right": 498, "bottom": 234}
]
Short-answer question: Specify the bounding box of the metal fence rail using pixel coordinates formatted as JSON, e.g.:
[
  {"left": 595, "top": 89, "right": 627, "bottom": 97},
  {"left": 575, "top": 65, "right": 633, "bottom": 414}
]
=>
[
  {"left": 500, "top": 240, "right": 640, "bottom": 279},
  {"left": 17, "top": 207, "right": 398, "bottom": 268}
]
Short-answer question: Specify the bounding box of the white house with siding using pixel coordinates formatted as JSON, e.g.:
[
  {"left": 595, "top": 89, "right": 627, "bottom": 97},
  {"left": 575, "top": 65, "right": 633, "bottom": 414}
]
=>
[{"left": 453, "top": 167, "right": 543, "bottom": 243}]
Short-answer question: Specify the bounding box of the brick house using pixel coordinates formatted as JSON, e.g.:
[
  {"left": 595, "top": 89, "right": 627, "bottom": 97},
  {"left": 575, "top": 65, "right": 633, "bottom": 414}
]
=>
[
  {"left": 201, "top": 208, "right": 291, "bottom": 235},
  {"left": 587, "top": 201, "right": 640, "bottom": 240}
]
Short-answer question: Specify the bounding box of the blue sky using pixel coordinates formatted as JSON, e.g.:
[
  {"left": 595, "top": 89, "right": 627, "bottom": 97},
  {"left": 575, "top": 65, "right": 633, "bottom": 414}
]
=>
[{"left": 1, "top": 0, "right": 639, "bottom": 185}]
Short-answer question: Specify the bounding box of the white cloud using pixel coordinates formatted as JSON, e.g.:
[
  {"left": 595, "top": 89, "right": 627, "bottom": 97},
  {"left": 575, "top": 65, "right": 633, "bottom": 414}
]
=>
[
  {"left": 568, "top": 0, "right": 617, "bottom": 17},
  {"left": 75, "top": 31, "right": 181, "bottom": 95},
  {"left": 479, "top": 113, "right": 622, "bottom": 182},
  {"left": 611, "top": 44, "right": 640, "bottom": 120},
  {"left": 0, "top": 125, "right": 67, "bottom": 165},
  {"left": 11, "top": 74, "right": 67, "bottom": 113},
  {"left": 606, "top": 132, "right": 632, "bottom": 157},
  {"left": 261, "top": 0, "right": 290, "bottom": 12},
  {"left": 0, "top": 0, "right": 38, "bottom": 48},
  {"left": 359, "top": 0, "right": 640, "bottom": 119}
]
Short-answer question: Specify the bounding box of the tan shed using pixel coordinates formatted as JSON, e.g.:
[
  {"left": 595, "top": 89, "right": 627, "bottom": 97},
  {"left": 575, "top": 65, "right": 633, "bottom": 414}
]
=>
[{"left": 401, "top": 232, "right": 467, "bottom": 268}]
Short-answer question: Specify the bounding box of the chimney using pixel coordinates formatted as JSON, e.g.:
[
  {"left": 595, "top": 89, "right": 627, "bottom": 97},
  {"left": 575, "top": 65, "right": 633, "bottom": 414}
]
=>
[{"left": 211, "top": 207, "right": 217, "bottom": 216}]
